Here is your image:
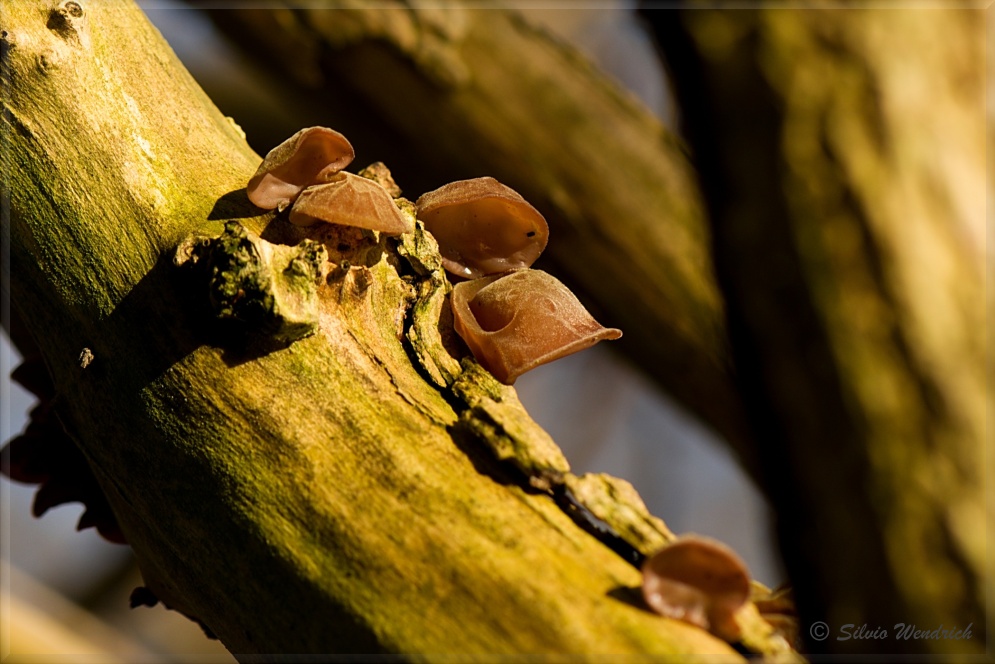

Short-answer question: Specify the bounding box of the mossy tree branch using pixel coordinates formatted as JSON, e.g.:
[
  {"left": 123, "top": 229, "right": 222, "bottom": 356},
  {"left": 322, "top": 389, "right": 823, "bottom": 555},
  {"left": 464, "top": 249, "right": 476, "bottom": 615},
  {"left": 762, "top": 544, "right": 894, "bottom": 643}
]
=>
[{"left": 1, "top": 2, "right": 789, "bottom": 657}]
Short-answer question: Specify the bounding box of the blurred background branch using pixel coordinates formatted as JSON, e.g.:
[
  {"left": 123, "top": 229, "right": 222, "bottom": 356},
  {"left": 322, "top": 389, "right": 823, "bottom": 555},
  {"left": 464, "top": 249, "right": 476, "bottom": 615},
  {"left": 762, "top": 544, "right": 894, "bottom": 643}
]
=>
[{"left": 647, "top": 5, "right": 987, "bottom": 656}]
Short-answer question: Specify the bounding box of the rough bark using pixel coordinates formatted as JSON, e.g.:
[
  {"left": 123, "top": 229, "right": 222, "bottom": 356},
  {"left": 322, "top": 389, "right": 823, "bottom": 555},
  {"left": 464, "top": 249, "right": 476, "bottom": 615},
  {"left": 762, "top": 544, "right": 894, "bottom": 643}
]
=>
[
  {"left": 648, "top": 6, "right": 987, "bottom": 656},
  {"left": 193, "top": 3, "right": 755, "bottom": 466},
  {"left": 1, "top": 2, "right": 789, "bottom": 657}
]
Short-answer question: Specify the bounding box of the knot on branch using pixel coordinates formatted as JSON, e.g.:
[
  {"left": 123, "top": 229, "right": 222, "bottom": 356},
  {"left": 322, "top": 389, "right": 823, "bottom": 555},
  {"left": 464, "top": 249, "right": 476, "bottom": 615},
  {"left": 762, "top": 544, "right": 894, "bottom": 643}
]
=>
[
  {"left": 174, "top": 221, "right": 327, "bottom": 345},
  {"left": 47, "top": 1, "right": 88, "bottom": 46}
]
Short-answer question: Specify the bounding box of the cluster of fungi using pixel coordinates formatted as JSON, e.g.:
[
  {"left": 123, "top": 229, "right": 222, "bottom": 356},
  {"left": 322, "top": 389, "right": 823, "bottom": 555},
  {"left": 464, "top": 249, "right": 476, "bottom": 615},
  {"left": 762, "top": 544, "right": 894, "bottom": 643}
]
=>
[
  {"left": 1, "top": 126, "right": 788, "bottom": 648},
  {"left": 245, "top": 126, "right": 621, "bottom": 384},
  {"left": 248, "top": 128, "right": 770, "bottom": 641}
]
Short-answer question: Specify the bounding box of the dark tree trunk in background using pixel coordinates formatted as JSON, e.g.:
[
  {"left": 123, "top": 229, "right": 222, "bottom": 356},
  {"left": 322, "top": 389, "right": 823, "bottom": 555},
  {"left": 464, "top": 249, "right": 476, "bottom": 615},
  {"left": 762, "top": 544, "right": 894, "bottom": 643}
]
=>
[{"left": 645, "top": 6, "right": 987, "bottom": 656}]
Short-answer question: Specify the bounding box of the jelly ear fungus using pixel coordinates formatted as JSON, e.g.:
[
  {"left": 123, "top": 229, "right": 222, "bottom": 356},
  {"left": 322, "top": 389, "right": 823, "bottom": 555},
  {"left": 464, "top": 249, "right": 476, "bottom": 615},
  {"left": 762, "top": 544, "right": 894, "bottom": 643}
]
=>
[
  {"left": 641, "top": 536, "right": 752, "bottom": 642},
  {"left": 415, "top": 177, "right": 549, "bottom": 279},
  {"left": 451, "top": 270, "right": 622, "bottom": 384},
  {"left": 247, "top": 127, "right": 355, "bottom": 211},
  {"left": 288, "top": 172, "right": 413, "bottom": 236}
]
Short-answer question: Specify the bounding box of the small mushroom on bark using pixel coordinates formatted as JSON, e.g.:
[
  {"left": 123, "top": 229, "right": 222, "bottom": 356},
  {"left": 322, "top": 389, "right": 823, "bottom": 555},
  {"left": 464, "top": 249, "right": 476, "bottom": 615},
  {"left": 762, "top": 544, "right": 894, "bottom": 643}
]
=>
[
  {"left": 288, "top": 172, "right": 414, "bottom": 236},
  {"left": 415, "top": 177, "right": 549, "bottom": 279},
  {"left": 451, "top": 269, "right": 621, "bottom": 384},
  {"left": 247, "top": 127, "right": 355, "bottom": 210},
  {"left": 641, "top": 536, "right": 752, "bottom": 642}
]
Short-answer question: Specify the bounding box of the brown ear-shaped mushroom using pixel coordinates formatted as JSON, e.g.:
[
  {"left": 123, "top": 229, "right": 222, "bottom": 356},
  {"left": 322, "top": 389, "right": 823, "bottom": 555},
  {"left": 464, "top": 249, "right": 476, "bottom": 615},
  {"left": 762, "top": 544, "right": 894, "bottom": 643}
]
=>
[
  {"left": 288, "top": 172, "right": 414, "bottom": 236},
  {"left": 641, "top": 536, "right": 752, "bottom": 642},
  {"left": 415, "top": 177, "right": 549, "bottom": 279},
  {"left": 451, "top": 270, "right": 622, "bottom": 384},
  {"left": 247, "top": 127, "right": 355, "bottom": 210}
]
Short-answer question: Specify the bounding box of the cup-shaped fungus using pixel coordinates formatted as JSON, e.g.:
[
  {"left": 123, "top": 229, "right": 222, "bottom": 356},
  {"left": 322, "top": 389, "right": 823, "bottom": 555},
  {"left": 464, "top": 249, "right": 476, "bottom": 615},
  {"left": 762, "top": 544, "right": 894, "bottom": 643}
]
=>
[
  {"left": 451, "top": 269, "right": 621, "bottom": 384},
  {"left": 415, "top": 177, "right": 549, "bottom": 279},
  {"left": 641, "top": 536, "right": 752, "bottom": 642},
  {"left": 288, "top": 172, "right": 414, "bottom": 236},
  {"left": 247, "top": 127, "right": 355, "bottom": 210}
]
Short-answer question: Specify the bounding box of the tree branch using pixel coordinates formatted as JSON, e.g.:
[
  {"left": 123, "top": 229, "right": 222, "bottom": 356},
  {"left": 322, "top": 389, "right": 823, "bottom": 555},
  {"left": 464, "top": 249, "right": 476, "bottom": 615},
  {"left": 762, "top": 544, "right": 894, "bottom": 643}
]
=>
[{"left": 1, "top": 2, "right": 787, "bottom": 656}]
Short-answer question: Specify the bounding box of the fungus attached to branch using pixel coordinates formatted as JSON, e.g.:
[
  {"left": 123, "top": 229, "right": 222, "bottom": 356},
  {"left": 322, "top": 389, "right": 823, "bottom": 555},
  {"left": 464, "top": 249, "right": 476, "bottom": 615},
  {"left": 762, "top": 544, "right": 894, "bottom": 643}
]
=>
[
  {"left": 451, "top": 269, "right": 622, "bottom": 384},
  {"left": 415, "top": 177, "right": 549, "bottom": 279},
  {"left": 641, "top": 536, "right": 752, "bottom": 642},
  {"left": 288, "top": 172, "right": 414, "bottom": 235},
  {"left": 247, "top": 127, "right": 355, "bottom": 210}
]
